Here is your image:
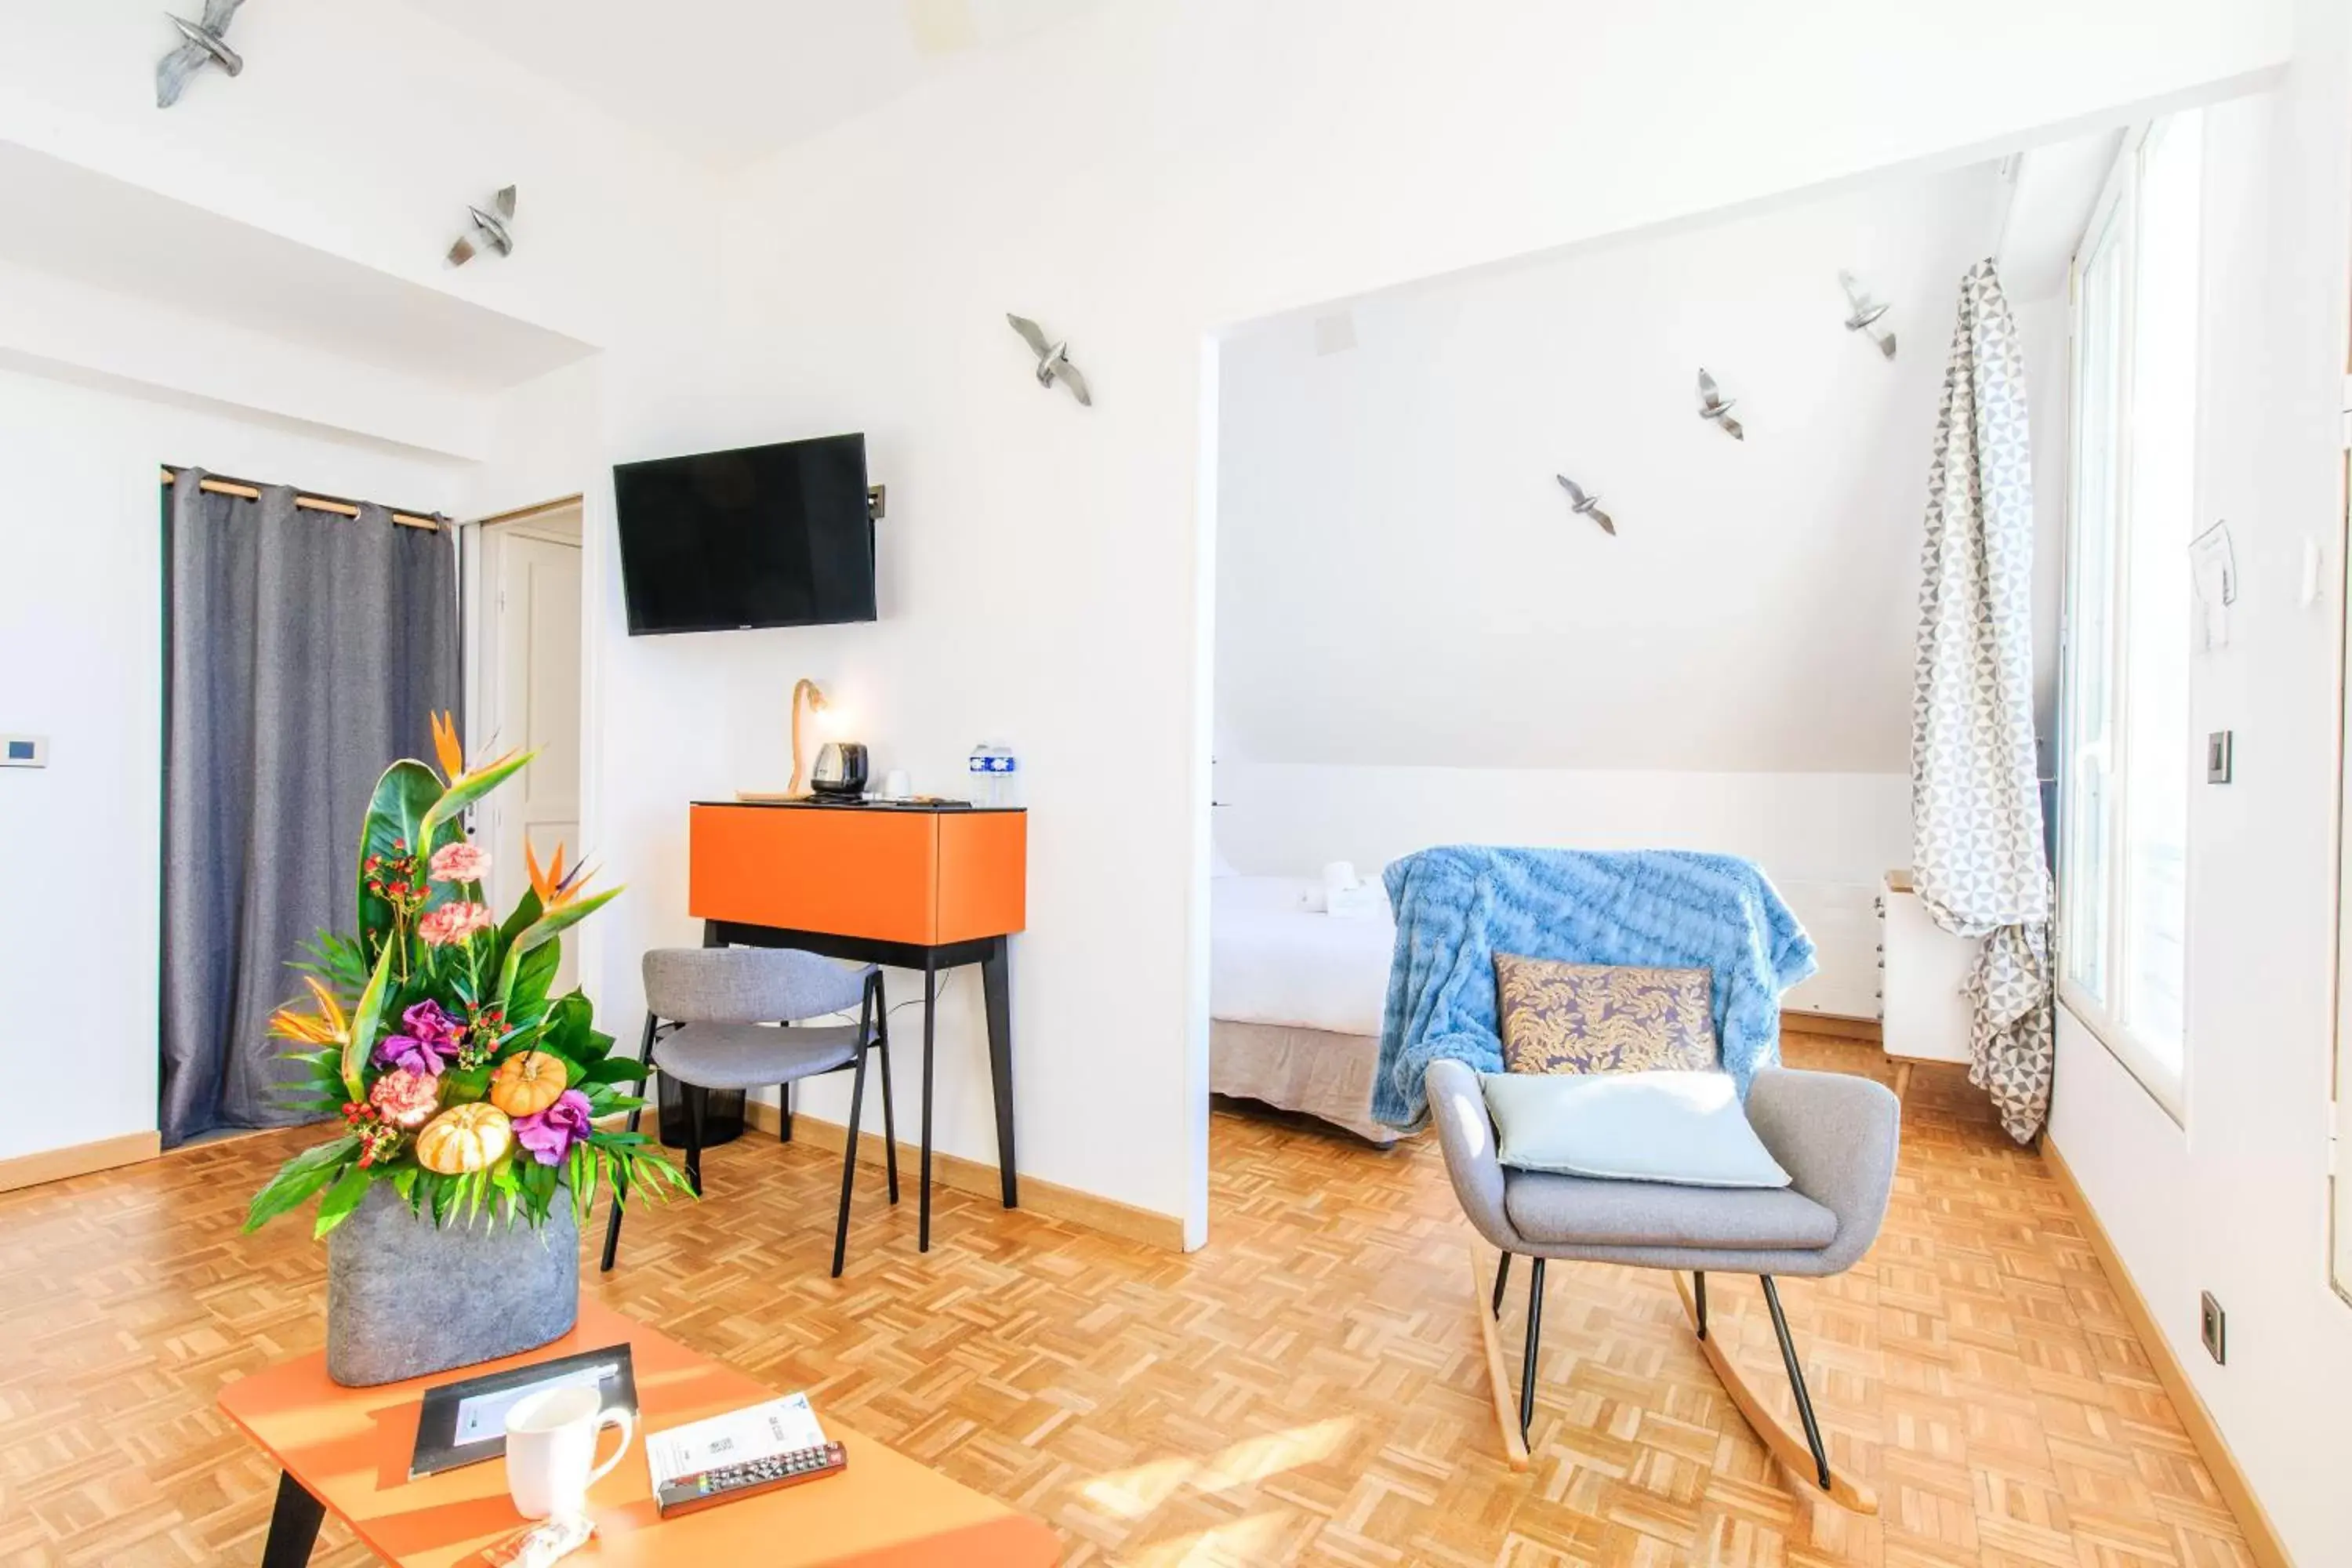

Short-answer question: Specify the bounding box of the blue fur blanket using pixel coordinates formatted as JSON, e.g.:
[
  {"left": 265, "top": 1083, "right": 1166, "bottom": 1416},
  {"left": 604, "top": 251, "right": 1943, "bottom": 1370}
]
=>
[{"left": 1374, "top": 846, "right": 1817, "bottom": 1131}]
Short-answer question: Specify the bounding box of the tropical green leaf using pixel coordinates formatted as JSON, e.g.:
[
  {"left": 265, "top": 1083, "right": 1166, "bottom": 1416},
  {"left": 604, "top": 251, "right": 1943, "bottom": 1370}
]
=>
[
  {"left": 311, "top": 1163, "right": 376, "bottom": 1239},
  {"left": 500, "top": 939, "right": 564, "bottom": 1029},
  {"left": 511, "top": 887, "right": 622, "bottom": 959},
  {"left": 339, "top": 935, "right": 400, "bottom": 1097},
  {"left": 244, "top": 1135, "right": 361, "bottom": 1231},
  {"left": 579, "top": 1055, "right": 649, "bottom": 1086},
  {"left": 418, "top": 750, "right": 537, "bottom": 844},
  {"left": 357, "top": 760, "right": 452, "bottom": 949}
]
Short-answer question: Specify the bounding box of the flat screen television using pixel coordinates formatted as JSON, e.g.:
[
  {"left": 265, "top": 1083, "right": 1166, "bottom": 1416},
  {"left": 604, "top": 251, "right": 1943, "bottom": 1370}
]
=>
[{"left": 613, "top": 433, "right": 877, "bottom": 635}]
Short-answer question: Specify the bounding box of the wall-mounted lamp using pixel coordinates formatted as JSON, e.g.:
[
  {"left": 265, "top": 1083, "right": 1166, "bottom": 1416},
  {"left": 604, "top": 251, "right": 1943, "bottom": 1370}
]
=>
[{"left": 789, "top": 678, "right": 829, "bottom": 797}]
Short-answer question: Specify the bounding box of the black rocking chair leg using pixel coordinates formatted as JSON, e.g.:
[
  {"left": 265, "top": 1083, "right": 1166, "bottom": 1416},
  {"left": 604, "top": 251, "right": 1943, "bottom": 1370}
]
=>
[
  {"left": 1693, "top": 1271, "right": 1708, "bottom": 1339},
  {"left": 832, "top": 1041, "right": 869, "bottom": 1279},
  {"left": 1760, "top": 1276, "right": 1831, "bottom": 1491},
  {"left": 1491, "top": 1252, "right": 1513, "bottom": 1319},
  {"left": 1519, "top": 1258, "right": 1547, "bottom": 1441}
]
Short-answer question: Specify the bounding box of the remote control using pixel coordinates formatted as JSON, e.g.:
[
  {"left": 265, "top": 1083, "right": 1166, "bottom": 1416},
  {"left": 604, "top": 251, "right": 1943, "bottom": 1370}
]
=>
[{"left": 654, "top": 1440, "right": 848, "bottom": 1517}]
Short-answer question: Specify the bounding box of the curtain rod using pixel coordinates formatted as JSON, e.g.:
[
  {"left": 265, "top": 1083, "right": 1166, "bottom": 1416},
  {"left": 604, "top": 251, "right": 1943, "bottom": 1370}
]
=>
[{"left": 160, "top": 468, "right": 443, "bottom": 532}]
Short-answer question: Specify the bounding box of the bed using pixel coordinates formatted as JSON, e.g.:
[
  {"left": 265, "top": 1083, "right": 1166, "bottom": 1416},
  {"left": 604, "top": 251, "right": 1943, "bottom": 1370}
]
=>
[{"left": 1209, "top": 874, "right": 1403, "bottom": 1144}]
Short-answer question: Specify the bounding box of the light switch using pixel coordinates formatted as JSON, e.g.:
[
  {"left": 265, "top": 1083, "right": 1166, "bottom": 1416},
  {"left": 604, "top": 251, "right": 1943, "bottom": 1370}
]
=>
[
  {"left": 1, "top": 735, "right": 47, "bottom": 768},
  {"left": 2207, "top": 731, "right": 2233, "bottom": 784}
]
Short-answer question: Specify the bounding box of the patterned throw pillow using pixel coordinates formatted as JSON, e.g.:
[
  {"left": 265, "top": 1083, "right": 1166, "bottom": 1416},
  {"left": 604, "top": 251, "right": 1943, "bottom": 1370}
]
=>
[{"left": 1494, "top": 955, "right": 1718, "bottom": 1076}]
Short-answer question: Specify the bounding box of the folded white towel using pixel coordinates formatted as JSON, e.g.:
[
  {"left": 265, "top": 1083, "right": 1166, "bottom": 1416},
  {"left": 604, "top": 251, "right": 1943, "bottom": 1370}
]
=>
[{"left": 1327, "top": 881, "right": 1385, "bottom": 919}]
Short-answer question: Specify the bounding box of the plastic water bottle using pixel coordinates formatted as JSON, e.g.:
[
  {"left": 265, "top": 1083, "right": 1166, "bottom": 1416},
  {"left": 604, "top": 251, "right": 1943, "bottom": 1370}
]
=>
[{"left": 967, "top": 742, "right": 1017, "bottom": 808}]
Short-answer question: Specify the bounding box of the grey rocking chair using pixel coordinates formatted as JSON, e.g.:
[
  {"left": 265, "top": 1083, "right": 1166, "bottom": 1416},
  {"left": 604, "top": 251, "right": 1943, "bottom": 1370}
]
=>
[
  {"left": 1426, "top": 1057, "right": 1900, "bottom": 1512},
  {"left": 602, "top": 946, "right": 898, "bottom": 1279}
]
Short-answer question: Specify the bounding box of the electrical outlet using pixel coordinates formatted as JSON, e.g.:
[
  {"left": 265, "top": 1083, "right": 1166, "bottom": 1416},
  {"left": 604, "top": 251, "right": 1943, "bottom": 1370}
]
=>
[
  {"left": 2206, "top": 731, "right": 2233, "bottom": 784},
  {"left": 2199, "top": 1291, "right": 2227, "bottom": 1365},
  {"left": 0, "top": 735, "right": 46, "bottom": 768}
]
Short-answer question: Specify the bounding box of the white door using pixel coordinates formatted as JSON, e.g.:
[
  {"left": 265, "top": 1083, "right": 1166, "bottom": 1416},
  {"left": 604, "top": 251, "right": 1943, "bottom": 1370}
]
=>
[{"left": 477, "top": 510, "right": 583, "bottom": 991}]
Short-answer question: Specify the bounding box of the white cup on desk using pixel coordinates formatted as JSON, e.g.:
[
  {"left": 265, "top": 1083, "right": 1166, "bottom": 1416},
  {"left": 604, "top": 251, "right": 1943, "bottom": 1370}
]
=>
[
  {"left": 504, "top": 1385, "right": 633, "bottom": 1521},
  {"left": 879, "top": 768, "right": 913, "bottom": 801}
]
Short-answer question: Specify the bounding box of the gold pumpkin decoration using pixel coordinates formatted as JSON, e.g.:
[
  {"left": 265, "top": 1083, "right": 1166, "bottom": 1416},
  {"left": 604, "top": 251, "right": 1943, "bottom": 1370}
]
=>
[
  {"left": 488, "top": 1051, "right": 570, "bottom": 1118},
  {"left": 415, "top": 1102, "right": 514, "bottom": 1174}
]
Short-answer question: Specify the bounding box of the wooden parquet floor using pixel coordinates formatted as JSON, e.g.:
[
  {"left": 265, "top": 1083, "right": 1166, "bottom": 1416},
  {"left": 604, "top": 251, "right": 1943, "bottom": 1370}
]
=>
[{"left": 0, "top": 1036, "right": 2255, "bottom": 1567}]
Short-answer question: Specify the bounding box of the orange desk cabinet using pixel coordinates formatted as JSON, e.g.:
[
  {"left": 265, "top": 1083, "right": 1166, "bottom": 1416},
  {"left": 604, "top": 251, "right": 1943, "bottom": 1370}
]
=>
[
  {"left": 686, "top": 800, "right": 1027, "bottom": 1250},
  {"left": 688, "top": 802, "right": 1025, "bottom": 946}
]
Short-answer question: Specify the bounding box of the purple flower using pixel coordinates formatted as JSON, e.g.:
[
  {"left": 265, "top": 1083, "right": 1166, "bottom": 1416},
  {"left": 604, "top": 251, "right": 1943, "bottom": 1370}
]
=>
[
  {"left": 373, "top": 1033, "right": 455, "bottom": 1076},
  {"left": 513, "top": 1089, "right": 593, "bottom": 1167},
  {"left": 402, "top": 1000, "right": 465, "bottom": 1046}
]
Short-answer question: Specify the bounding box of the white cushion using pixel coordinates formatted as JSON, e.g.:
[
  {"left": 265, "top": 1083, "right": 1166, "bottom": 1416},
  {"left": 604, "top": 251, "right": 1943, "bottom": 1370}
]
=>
[{"left": 1479, "top": 1069, "right": 1792, "bottom": 1189}]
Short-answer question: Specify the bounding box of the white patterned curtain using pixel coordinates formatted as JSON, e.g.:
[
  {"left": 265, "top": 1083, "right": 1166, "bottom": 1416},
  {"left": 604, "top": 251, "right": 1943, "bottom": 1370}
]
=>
[{"left": 1911, "top": 260, "right": 2053, "bottom": 1145}]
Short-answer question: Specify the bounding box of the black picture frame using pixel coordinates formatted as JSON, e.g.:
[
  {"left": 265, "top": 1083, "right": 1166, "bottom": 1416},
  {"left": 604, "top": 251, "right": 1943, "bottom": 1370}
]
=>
[{"left": 408, "top": 1343, "right": 638, "bottom": 1481}]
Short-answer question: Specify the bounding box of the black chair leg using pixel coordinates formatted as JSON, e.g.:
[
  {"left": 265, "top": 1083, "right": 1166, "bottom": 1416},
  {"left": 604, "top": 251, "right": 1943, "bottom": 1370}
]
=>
[
  {"left": 601, "top": 1016, "right": 659, "bottom": 1274},
  {"left": 1519, "top": 1258, "right": 1547, "bottom": 1442},
  {"left": 1760, "top": 1275, "right": 1831, "bottom": 1491},
  {"left": 779, "top": 1080, "right": 793, "bottom": 1144},
  {"left": 874, "top": 979, "right": 899, "bottom": 1204},
  {"left": 684, "top": 1083, "right": 706, "bottom": 1198},
  {"left": 1693, "top": 1271, "right": 1708, "bottom": 1339},
  {"left": 599, "top": 1094, "right": 644, "bottom": 1273},
  {"left": 831, "top": 1040, "right": 869, "bottom": 1279},
  {"left": 1491, "top": 1252, "right": 1513, "bottom": 1319}
]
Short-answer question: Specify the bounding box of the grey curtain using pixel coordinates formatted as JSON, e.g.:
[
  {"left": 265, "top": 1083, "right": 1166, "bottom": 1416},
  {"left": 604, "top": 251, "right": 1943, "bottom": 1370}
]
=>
[
  {"left": 160, "top": 472, "right": 456, "bottom": 1147},
  {"left": 1910, "top": 260, "right": 2054, "bottom": 1145}
]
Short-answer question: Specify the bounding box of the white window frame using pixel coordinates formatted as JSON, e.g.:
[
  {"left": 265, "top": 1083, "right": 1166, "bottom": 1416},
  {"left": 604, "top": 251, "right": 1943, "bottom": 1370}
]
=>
[{"left": 2056, "top": 118, "right": 2199, "bottom": 1125}]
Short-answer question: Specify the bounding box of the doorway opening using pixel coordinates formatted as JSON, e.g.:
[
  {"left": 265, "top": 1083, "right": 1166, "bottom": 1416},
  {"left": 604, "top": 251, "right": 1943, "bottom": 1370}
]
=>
[{"left": 462, "top": 498, "right": 585, "bottom": 993}]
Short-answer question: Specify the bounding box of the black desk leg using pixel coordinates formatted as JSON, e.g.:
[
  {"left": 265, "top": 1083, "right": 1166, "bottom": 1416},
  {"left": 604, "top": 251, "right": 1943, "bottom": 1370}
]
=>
[
  {"left": 919, "top": 953, "right": 937, "bottom": 1253},
  {"left": 982, "top": 937, "right": 1018, "bottom": 1209},
  {"left": 260, "top": 1471, "right": 325, "bottom": 1567}
]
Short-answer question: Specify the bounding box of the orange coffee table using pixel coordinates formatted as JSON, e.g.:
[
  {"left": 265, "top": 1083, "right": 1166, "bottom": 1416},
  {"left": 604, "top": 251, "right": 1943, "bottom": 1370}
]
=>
[{"left": 218, "top": 1300, "right": 1060, "bottom": 1566}]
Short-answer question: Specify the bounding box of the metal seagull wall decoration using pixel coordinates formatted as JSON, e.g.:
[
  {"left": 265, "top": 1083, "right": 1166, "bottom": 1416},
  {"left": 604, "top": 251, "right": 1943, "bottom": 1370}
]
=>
[
  {"left": 1007, "top": 314, "right": 1091, "bottom": 406},
  {"left": 1696, "top": 368, "right": 1745, "bottom": 441},
  {"left": 1838, "top": 270, "right": 1896, "bottom": 359},
  {"left": 1555, "top": 474, "right": 1616, "bottom": 535},
  {"left": 156, "top": 0, "right": 245, "bottom": 108},
  {"left": 447, "top": 187, "right": 517, "bottom": 267}
]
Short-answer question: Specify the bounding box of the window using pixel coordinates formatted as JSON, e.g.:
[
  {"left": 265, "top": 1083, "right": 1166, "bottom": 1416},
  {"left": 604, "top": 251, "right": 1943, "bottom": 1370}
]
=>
[{"left": 2058, "top": 112, "right": 2202, "bottom": 1119}]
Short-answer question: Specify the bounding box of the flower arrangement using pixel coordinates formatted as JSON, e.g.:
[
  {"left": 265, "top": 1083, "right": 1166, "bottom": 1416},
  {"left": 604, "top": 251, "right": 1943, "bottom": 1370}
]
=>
[{"left": 246, "top": 713, "right": 688, "bottom": 1237}]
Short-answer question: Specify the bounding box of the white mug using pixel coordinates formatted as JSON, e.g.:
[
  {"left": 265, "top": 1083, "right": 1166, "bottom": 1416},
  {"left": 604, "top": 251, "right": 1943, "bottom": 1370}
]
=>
[
  {"left": 503, "top": 1384, "right": 633, "bottom": 1522},
  {"left": 880, "top": 768, "right": 913, "bottom": 800}
]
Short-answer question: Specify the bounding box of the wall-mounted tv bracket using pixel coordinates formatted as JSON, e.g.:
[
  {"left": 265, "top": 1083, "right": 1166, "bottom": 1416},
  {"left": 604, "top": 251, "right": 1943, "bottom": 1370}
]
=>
[{"left": 868, "top": 484, "right": 887, "bottom": 521}]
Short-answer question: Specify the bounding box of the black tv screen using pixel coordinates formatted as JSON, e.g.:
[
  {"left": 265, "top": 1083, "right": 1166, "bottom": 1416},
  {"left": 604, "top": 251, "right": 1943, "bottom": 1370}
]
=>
[{"left": 613, "top": 434, "right": 877, "bottom": 635}]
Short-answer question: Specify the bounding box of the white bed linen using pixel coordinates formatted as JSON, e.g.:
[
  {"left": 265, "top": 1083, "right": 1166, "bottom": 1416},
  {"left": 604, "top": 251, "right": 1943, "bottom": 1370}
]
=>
[{"left": 1210, "top": 876, "right": 1395, "bottom": 1038}]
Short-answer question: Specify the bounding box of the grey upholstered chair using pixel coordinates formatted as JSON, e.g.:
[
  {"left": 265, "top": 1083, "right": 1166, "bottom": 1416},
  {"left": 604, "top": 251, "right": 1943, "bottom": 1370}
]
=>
[
  {"left": 1427, "top": 1057, "right": 1900, "bottom": 1508},
  {"left": 601, "top": 947, "right": 898, "bottom": 1279}
]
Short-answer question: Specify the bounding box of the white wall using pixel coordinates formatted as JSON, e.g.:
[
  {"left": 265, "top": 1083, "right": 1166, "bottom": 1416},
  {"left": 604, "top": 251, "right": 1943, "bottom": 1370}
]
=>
[
  {"left": 2045, "top": 2, "right": 2352, "bottom": 1558},
  {"left": 666, "top": 0, "right": 2292, "bottom": 1241},
  {"left": 0, "top": 364, "right": 472, "bottom": 1161},
  {"left": 1214, "top": 165, "right": 2002, "bottom": 774},
  {"left": 1216, "top": 762, "right": 1906, "bottom": 1018}
]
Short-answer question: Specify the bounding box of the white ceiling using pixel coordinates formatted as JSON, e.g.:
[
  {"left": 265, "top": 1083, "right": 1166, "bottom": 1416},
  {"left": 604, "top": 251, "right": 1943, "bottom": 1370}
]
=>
[
  {"left": 399, "top": 0, "right": 1098, "bottom": 170},
  {"left": 1215, "top": 162, "right": 2042, "bottom": 776}
]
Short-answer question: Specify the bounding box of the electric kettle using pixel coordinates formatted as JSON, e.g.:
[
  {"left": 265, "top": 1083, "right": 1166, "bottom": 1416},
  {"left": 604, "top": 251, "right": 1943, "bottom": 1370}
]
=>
[{"left": 808, "top": 742, "right": 869, "bottom": 798}]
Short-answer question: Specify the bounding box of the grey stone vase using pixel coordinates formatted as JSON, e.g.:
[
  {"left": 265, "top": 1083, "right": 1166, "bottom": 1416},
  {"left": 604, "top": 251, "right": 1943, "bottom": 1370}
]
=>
[{"left": 325, "top": 1182, "right": 579, "bottom": 1387}]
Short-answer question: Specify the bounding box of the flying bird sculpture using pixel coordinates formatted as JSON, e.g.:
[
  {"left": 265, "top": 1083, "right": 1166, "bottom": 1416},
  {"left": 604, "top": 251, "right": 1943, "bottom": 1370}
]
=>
[
  {"left": 156, "top": 0, "right": 244, "bottom": 108},
  {"left": 1696, "top": 368, "right": 1744, "bottom": 441},
  {"left": 1839, "top": 270, "right": 1896, "bottom": 359},
  {"left": 1007, "top": 314, "right": 1091, "bottom": 406},
  {"left": 1555, "top": 474, "right": 1616, "bottom": 535},
  {"left": 447, "top": 186, "right": 517, "bottom": 267}
]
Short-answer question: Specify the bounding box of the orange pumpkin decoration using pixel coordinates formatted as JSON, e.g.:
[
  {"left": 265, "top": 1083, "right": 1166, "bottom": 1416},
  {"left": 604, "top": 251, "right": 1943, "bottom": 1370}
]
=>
[
  {"left": 415, "top": 1102, "right": 513, "bottom": 1174},
  {"left": 488, "top": 1051, "right": 570, "bottom": 1117}
]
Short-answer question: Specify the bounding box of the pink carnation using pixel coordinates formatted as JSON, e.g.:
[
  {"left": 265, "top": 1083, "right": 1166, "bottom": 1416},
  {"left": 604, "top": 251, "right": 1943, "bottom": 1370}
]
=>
[
  {"left": 429, "top": 841, "right": 492, "bottom": 884},
  {"left": 368, "top": 1066, "right": 441, "bottom": 1128},
  {"left": 417, "top": 900, "right": 495, "bottom": 947}
]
